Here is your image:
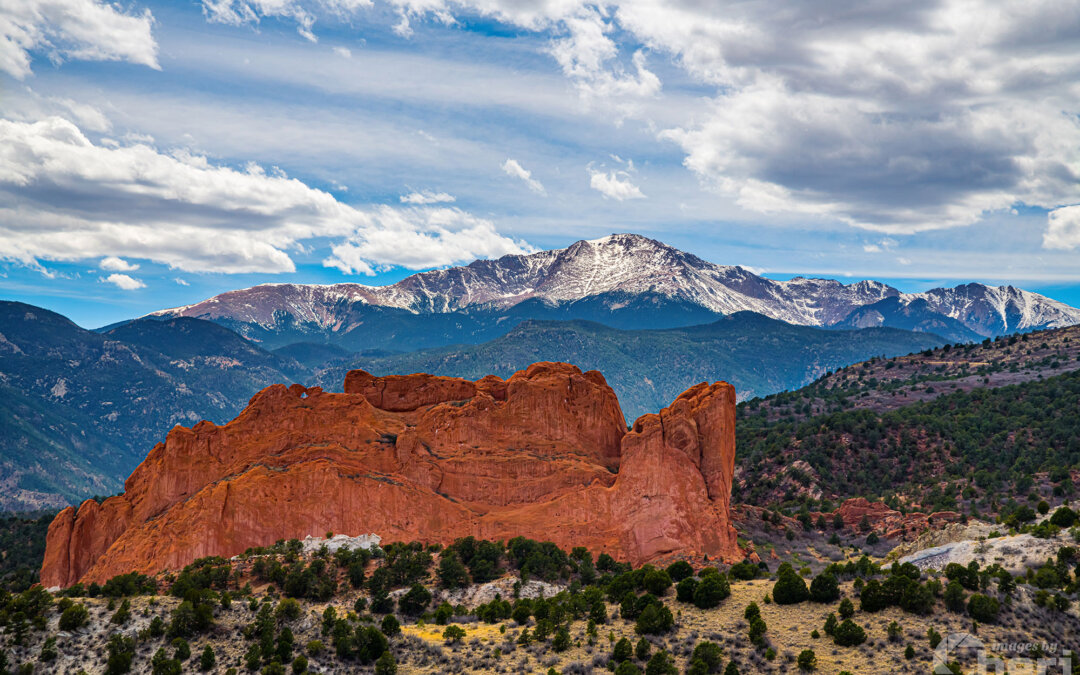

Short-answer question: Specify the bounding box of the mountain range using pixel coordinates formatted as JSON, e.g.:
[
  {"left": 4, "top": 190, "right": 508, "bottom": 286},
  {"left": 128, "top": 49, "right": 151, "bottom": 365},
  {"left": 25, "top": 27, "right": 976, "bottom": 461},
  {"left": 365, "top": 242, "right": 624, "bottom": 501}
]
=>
[
  {"left": 318, "top": 313, "right": 945, "bottom": 421},
  {"left": 1, "top": 302, "right": 942, "bottom": 511},
  {"left": 149, "top": 233, "right": 1080, "bottom": 349},
  {"left": 3, "top": 232, "right": 1080, "bottom": 511},
  {"left": 0, "top": 303, "right": 303, "bottom": 510}
]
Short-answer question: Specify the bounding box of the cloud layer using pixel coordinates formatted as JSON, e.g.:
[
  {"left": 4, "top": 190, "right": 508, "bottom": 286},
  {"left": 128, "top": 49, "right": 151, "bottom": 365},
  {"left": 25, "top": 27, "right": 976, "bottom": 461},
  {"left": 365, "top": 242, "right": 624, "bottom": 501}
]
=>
[
  {"left": 207, "top": 0, "right": 1080, "bottom": 240},
  {"left": 0, "top": 0, "right": 159, "bottom": 79},
  {"left": 0, "top": 116, "right": 530, "bottom": 275}
]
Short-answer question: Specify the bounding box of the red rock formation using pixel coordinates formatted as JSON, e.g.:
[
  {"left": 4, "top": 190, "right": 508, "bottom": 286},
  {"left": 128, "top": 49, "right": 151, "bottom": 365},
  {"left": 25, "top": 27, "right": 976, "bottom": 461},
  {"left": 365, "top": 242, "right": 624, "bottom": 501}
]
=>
[
  {"left": 821, "top": 497, "right": 961, "bottom": 540},
  {"left": 41, "top": 363, "right": 740, "bottom": 587}
]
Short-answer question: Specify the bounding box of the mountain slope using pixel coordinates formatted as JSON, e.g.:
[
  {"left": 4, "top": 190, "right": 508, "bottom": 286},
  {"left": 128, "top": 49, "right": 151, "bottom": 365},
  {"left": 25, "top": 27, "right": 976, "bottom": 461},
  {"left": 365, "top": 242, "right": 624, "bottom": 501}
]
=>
[
  {"left": 150, "top": 234, "right": 1080, "bottom": 351},
  {"left": 834, "top": 297, "right": 983, "bottom": 343},
  {"left": 741, "top": 322, "right": 1080, "bottom": 423},
  {"left": 734, "top": 367, "right": 1080, "bottom": 512},
  {"left": 0, "top": 303, "right": 306, "bottom": 511},
  {"left": 318, "top": 312, "right": 947, "bottom": 422},
  {"left": 733, "top": 322, "right": 1080, "bottom": 509}
]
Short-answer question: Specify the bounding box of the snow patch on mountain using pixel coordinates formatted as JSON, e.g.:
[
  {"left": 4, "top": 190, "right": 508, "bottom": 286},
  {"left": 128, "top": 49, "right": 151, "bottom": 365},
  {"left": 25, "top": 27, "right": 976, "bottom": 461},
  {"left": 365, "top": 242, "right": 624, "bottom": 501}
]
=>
[{"left": 151, "top": 233, "right": 1080, "bottom": 339}]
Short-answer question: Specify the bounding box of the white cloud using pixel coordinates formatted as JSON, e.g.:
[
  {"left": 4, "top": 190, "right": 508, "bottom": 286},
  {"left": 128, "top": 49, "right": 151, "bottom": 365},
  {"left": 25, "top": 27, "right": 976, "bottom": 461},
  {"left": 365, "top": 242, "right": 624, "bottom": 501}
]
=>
[
  {"left": 0, "top": 115, "right": 529, "bottom": 275},
  {"left": 588, "top": 167, "right": 644, "bottom": 201},
  {"left": 400, "top": 190, "right": 455, "bottom": 204},
  {"left": 547, "top": 8, "right": 660, "bottom": 114},
  {"left": 100, "top": 273, "right": 145, "bottom": 290},
  {"left": 174, "top": 277, "right": 190, "bottom": 286},
  {"left": 324, "top": 206, "right": 533, "bottom": 274},
  {"left": 99, "top": 256, "right": 139, "bottom": 271},
  {"left": 501, "top": 158, "right": 546, "bottom": 196},
  {"left": 0, "top": 0, "right": 159, "bottom": 79},
  {"left": 1044, "top": 206, "right": 1080, "bottom": 250},
  {"left": 226, "top": 0, "right": 1080, "bottom": 243},
  {"left": 332, "top": 45, "right": 351, "bottom": 58},
  {"left": 201, "top": 0, "right": 374, "bottom": 42},
  {"left": 862, "top": 238, "right": 897, "bottom": 253}
]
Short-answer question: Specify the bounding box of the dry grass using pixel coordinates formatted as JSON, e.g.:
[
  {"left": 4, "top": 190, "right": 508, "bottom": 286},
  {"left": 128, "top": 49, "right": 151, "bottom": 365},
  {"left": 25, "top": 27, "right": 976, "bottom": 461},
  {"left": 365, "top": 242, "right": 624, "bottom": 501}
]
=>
[{"left": 2, "top": 578, "right": 1073, "bottom": 674}]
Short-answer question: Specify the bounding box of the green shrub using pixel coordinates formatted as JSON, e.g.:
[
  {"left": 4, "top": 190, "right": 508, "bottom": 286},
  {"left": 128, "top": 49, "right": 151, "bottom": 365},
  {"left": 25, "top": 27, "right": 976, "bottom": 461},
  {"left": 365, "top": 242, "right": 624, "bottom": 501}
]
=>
[
  {"left": 676, "top": 577, "right": 699, "bottom": 603},
  {"left": 690, "top": 641, "right": 723, "bottom": 672},
  {"left": 199, "top": 646, "right": 216, "bottom": 671},
  {"left": 380, "top": 614, "right": 401, "bottom": 636},
  {"left": 809, "top": 573, "right": 839, "bottom": 602},
  {"left": 58, "top": 604, "right": 89, "bottom": 631},
  {"left": 666, "top": 561, "right": 694, "bottom": 582},
  {"left": 635, "top": 637, "right": 651, "bottom": 660},
  {"left": 553, "top": 624, "right": 571, "bottom": 652},
  {"left": 615, "top": 662, "right": 642, "bottom": 675},
  {"left": 833, "top": 619, "right": 867, "bottom": 647},
  {"left": 105, "top": 633, "right": 135, "bottom": 675},
  {"left": 693, "top": 574, "right": 730, "bottom": 609},
  {"left": 967, "top": 594, "right": 1000, "bottom": 623},
  {"left": 443, "top": 625, "right": 466, "bottom": 643},
  {"left": 150, "top": 648, "right": 181, "bottom": 675},
  {"left": 635, "top": 603, "right": 674, "bottom": 635},
  {"left": 397, "top": 584, "right": 432, "bottom": 616},
  {"left": 644, "top": 650, "right": 678, "bottom": 675},
  {"left": 1051, "top": 506, "right": 1078, "bottom": 528},
  {"left": 374, "top": 651, "right": 397, "bottom": 675},
  {"left": 729, "top": 560, "right": 759, "bottom": 580},
  {"left": 172, "top": 638, "right": 190, "bottom": 661},
  {"left": 291, "top": 655, "right": 308, "bottom": 674},
  {"left": 823, "top": 613, "right": 838, "bottom": 636},
  {"left": 797, "top": 649, "right": 817, "bottom": 671},
  {"left": 773, "top": 565, "right": 809, "bottom": 605},
  {"left": 838, "top": 598, "right": 854, "bottom": 619},
  {"left": 944, "top": 581, "right": 966, "bottom": 612},
  {"left": 109, "top": 599, "right": 131, "bottom": 625},
  {"left": 748, "top": 616, "right": 767, "bottom": 646}
]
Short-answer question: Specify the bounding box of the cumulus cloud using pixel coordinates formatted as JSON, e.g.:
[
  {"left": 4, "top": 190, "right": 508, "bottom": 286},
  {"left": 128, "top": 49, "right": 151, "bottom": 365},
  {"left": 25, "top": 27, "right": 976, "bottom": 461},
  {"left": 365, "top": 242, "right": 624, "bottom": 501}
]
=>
[
  {"left": 226, "top": 0, "right": 1080, "bottom": 242},
  {"left": 0, "top": 115, "right": 529, "bottom": 275},
  {"left": 101, "top": 273, "right": 145, "bottom": 290},
  {"left": 588, "top": 166, "right": 644, "bottom": 201},
  {"left": 400, "top": 190, "right": 455, "bottom": 204},
  {"left": 547, "top": 7, "right": 660, "bottom": 112},
  {"left": 620, "top": 0, "right": 1080, "bottom": 234},
  {"left": 501, "top": 158, "right": 546, "bottom": 196},
  {"left": 324, "top": 206, "right": 533, "bottom": 274},
  {"left": 1044, "top": 206, "right": 1080, "bottom": 250},
  {"left": 0, "top": 0, "right": 159, "bottom": 79},
  {"left": 99, "top": 256, "right": 139, "bottom": 271}
]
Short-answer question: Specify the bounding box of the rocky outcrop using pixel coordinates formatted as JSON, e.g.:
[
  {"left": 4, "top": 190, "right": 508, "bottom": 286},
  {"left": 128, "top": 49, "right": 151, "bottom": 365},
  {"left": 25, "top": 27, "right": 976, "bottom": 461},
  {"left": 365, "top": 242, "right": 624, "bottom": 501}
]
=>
[
  {"left": 826, "top": 498, "right": 961, "bottom": 540},
  {"left": 42, "top": 362, "right": 739, "bottom": 587}
]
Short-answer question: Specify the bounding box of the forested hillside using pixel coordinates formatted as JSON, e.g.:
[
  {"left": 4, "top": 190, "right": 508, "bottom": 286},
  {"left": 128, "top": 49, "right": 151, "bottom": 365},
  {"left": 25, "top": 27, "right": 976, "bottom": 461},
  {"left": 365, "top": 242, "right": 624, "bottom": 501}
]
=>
[{"left": 736, "top": 367, "right": 1080, "bottom": 514}]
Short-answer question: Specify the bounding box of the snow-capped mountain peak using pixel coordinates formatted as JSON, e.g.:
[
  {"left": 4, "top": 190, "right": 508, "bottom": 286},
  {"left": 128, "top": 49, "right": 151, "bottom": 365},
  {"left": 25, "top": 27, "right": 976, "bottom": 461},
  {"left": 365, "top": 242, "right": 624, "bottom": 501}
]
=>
[{"left": 151, "top": 233, "right": 1080, "bottom": 342}]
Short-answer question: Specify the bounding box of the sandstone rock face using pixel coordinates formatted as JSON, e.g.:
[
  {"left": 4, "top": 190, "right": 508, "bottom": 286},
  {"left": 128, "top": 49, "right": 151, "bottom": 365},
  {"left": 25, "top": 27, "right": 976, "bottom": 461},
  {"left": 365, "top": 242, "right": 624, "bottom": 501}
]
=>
[
  {"left": 41, "top": 362, "right": 739, "bottom": 587},
  {"left": 828, "top": 497, "right": 961, "bottom": 540}
]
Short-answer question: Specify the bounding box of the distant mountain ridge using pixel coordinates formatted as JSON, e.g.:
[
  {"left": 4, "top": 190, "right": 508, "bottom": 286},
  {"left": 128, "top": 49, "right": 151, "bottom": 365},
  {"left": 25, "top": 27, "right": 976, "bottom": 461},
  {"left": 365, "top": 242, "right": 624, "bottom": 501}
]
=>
[
  {"left": 317, "top": 312, "right": 947, "bottom": 422},
  {"left": 149, "top": 234, "right": 1080, "bottom": 350},
  {"left": 0, "top": 302, "right": 304, "bottom": 511},
  {"left": 0, "top": 300, "right": 949, "bottom": 510}
]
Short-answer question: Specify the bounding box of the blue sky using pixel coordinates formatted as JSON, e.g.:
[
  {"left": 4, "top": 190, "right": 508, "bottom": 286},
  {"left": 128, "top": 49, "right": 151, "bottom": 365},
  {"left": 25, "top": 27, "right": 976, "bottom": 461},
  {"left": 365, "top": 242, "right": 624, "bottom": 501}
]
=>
[{"left": 1, "top": 0, "right": 1079, "bottom": 328}]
